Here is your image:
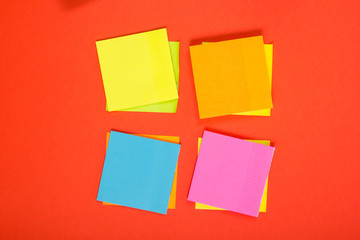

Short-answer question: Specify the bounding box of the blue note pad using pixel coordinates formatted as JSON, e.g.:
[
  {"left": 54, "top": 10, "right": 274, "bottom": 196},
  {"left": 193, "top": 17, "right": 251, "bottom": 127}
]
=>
[{"left": 97, "top": 131, "right": 181, "bottom": 214}]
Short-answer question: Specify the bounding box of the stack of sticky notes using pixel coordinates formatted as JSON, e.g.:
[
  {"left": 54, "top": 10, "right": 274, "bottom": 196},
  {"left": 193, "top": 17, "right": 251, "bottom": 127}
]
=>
[
  {"left": 189, "top": 36, "right": 273, "bottom": 118},
  {"left": 95, "top": 29, "right": 277, "bottom": 217},
  {"left": 97, "top": 131, "right": 181, "bottom": 214},
  {"left": 96, "top": 28, "right": 179, "bottom": 113},
  {"left": 188, "top": 131, "right": 275, "bottom": 217}
]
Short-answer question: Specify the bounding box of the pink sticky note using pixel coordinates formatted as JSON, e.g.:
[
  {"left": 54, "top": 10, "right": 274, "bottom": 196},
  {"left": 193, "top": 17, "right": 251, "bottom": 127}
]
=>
[{"left": 188, "top": 131, "right": 275, "bottom": 217}]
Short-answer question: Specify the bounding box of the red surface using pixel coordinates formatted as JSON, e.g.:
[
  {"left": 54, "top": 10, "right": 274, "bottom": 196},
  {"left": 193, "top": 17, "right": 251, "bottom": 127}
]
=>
[{"left": 1, "top": 0, "right": 360, "bottom": 239}]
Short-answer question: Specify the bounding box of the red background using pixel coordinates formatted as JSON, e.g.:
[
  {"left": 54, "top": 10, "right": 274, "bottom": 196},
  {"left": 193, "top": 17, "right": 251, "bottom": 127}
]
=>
[{"left": 1, "top": 0, "right": 360, "bottom": 239}]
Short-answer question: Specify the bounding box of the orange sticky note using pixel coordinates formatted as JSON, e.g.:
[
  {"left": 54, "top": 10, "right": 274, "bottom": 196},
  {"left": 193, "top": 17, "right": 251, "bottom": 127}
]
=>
[
  {"left": 103, "top": 132, "right": 178, "bottom": 209},
  {"left": 190, "top": 36, "right": 273, "bottom": 119}
]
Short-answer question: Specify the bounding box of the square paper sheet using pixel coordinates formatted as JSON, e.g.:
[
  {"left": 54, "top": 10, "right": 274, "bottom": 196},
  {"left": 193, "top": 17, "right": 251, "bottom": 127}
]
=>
[
  {"left": 96, "top": 28, "right": 178, "bottom": 111},
  {"left": 201, "top": 43, "right": 273, "bottom": 116},
  {"left": 105, "top": 41, "right": 180, "bottom": 113},
  {"left": 102, "top": 133, "right": 179, "bottom": 209},
  {"left": 190, "top": 36, "right": 273, "bottom": 118},
  {"left": 97, "top": 131, "right": 181, "bottom": 214},
  {"left": 195, "top": 138, "right": 269, "bottom": 212},
  {"left": 188, "top": 131, "right": 275, "bottom": 217}
]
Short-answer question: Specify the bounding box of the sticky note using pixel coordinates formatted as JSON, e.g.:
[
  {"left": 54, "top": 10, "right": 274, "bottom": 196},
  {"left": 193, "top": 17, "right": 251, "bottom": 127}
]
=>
[
  {"left": 96, "top": 28, "right": 178, "bottom": 111},
  {"left": 202, "top": 43, "right": 273, "bottom": 116},
  {"left": 97, "top": 131, "right": 181, "bottom": 214},
  {"left": 106, "top": 41, "right": 180, "bottom": 113},
  {"left": 234, "top": 44, "right": 273, "bottom": 116},
  {"left": 188, "top": 131, "right": 275, "bottom": 217},
  {"left": 190, "top": 36, "right": 273, "bottom": 119},
  {"left": 195, "top": 138, "right": 269, "bottom": 212},
  {"left": 102, "top": 132, "right": 179, "bottom": 209}
]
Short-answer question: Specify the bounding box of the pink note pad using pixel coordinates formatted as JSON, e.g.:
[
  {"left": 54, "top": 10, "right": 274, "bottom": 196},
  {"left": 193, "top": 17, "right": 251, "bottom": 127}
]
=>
[{"left": 188, "top": 131, "right": 275, "bottom": 217}]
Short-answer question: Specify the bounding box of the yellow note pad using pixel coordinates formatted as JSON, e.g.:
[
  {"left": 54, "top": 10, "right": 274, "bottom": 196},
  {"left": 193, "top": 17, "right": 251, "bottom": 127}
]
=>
[
  {"left": 195, "top": 138, "right": 269, "bottom": 212},
  {"left": 96, "top": 28, "right": 178, "bottom": 111},
  {"left": 103, "top": 132, "right": 178, "bottom": 209},
  {"left": 202, "top": 43, "right": 273, "bottom": 116}
]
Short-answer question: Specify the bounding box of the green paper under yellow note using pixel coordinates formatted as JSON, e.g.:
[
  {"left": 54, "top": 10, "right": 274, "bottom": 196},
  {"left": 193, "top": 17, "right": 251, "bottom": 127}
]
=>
[
  {"left": 202, "top": 42, "right": 273, "bottom": 116},
  {"left": 195, "top": 138, "right": 268, "bottom": 212},
  {"left": 96, "top": 28, "right": 178, "bottom": 112}
]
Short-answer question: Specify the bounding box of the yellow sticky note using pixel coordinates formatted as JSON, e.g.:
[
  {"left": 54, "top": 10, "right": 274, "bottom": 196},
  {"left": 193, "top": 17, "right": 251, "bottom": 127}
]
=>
[
  {"left": 103, "top": 132, "right": 179, "bottom": 209},
  {"left": 96, "top": 28, "right": 178, "bottom": 111},
  {"left": 105, "top": 41, "right": 180, "bottom": 113},
  {"left": 195, "top": 138, "right": 269, "bottom": 212}
]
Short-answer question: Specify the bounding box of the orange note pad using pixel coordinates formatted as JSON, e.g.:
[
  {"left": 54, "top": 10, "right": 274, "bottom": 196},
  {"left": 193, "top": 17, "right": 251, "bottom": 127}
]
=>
[
  {"left": 102, "top": 133, "right": 178, "bottom": 209},
  {"left": 190, "top": 36, "right": 273, "bottom": 119}
]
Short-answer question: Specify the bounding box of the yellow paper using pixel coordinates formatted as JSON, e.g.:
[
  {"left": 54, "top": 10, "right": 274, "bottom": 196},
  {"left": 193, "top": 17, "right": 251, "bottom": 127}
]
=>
[
  {"left": 105, "top": 41, "right": 180, "bottom": 113},
  {"left": 195, "top": 138, "right": 269, "bottom": 212},
  {"left": 96, "top": 28, "right": 178, "bottom": 111},
  {"left": 103, "top": 132, "right": 179, "bottom": 209}
]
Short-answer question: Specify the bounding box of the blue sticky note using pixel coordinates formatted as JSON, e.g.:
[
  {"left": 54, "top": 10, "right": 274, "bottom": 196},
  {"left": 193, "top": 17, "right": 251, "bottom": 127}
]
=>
[{"left": 97, "top": 131, "right": 181, "bottom": 214}]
